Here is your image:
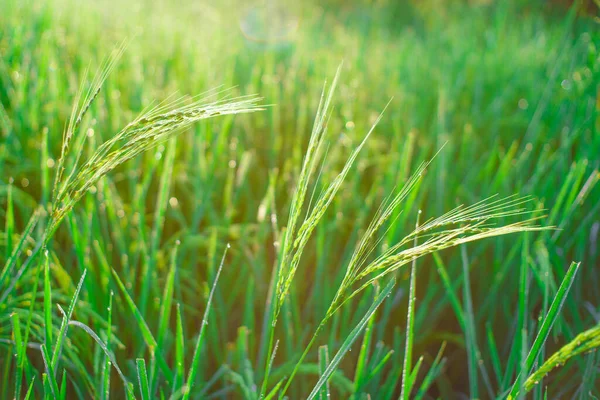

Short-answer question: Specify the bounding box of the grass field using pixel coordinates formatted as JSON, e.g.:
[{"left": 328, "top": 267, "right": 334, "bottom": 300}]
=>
[{"left": 1, "top": 0, "right": 599, "bottom": 398}]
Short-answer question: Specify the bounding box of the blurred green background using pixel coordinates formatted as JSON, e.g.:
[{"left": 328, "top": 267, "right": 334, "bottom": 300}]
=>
[{"left": 0, "top": 0, "right": 599, "bottom": 398}]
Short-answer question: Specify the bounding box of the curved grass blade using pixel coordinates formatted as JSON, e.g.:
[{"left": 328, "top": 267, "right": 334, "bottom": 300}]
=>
[
  {"left": 507, "top": 261, "right": 580, "bottom": 399},
  {"left": 137, "top": 358, "right": 151, "bottom": 400},
  {"left": 521, "top": 324, "right": 600, "bottom": 395},
  {"left": 318, "top": 345, "right": 330, "bottom": 400},
  {"left": 182, "top": 244, "right": 229, "bottom": 400},
  {"left": 68, "top": 320, "right": 133, "bottom": 398},
  {"left": 0, "top": 208, "right": 39, "bottom": 298},
  {"left": 41, "top": 343, "right": 59, "bottom": 399},
  {"left": 24, "top": 377, "right": 35, "bottom": 400},
  {"left": 306, "top": 278, "right": 396, "bottom": 400},
  {"left": 110, "top": 267, "right": 174, "bottom": 385},
  {"left": 400, "top": 212, "right": 420, "bottom": 400},
  {"left": 50, "top": 269, "right": 87, "bottom": 374}
]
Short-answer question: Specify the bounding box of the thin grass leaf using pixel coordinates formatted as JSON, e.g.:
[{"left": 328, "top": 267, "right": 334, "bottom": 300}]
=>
[
  {"left": 60, "top": 370, "right": 67, "bottom": 400},
  {"left": 182, "top": 244, "right": 229, "bottom": 400},
  {"left": 354, "top": 347, "right": 394, "bottom": 393},
  {"left": 24, "top": 377, "right": 35, "bottom": 400},
  {"left": 414, "top": 343, "right": 447, "bottom": 400},
  {"left": 137, "top": 358, "right": 151, "bottom": 400},
  {"left": 522, "top": 325, "right": 600, "bottom": 395},
  {"left": 306, "top": 278, "right": 396, "bottom": 400},
  {"left": 155, "top": 241, "right": 179, "bottom": 389},
  {"left": 460, "top": 246, "right": 479, "bottom": 399},
  {"left": 50, "top": 269, "right": 87, "bottom": 374},
  {"left": 405, "top": 356, "right": 424, "bottom": 396},
  {"left": 0, "top": 208, "right": 40, "bottom": 297},
  {"left": 110, "top": 267, "right": 174, "bottom": 385},
  {"left": 197, "top": 365, "right": 229, "bottom": 399},
  {"left": 41, "top": 343, "right": 59, "bottom": 400},
  {"left": 353, "top": 284, "right": 377, "bottom": 393},
  {"left": 15, "top": 257, "right": 42, "bottom": 400},
  {"left": 101, "top": 291, "right": 114, "bottom": 400},
  {"left": 44, "top": 250, "right": 52, "bottom": 347},
  {"left": 508, "top": 261, "right": 581, "bottom": 399},
  {"left": 400, "top": 211, "right": 421, "bottom": 400},
  {"left": 173, "top": 303, "right": 185, "bottom": 394},
  {"left": 140, "top": 138, "right": 177, "bottom": 315},
  {"left": 318, "top": 345, "right": 330, "bottom": 400},
  {"left": 263, "top": 379, "right": 284, "bottom": 400},
  {"left": 68, "top": 320, "right": 131, "bottom": 395},
  {"left": 11, "top": 311, "right": 22, "bottom": 355},
  {"left": 5, "top": 180, "right": 14, "bottom": 260}
]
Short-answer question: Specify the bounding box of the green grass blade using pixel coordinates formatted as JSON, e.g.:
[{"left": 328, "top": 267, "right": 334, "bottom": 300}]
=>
[
  {"left": 110, "top": 267, "right": 174, "bottom": 385},
  {"left": 173, "top": 303, "right": 185, "bottom": 394},
  {"left": 0, "top": 208, "right": 39, "bottom": 297},
  {"left": 158, "top": 242, "right": 179, "bottom": 347},
  {"left": 155, "top": 241, "right": 179, "bottom": 389},
  {"left": 137, "top": 358, "right": 151, "bottom": 400},
  {"left": 59, "top": 370, "right": 67, "bottom": 400},
  {"left": 11, "top": 310, "right": 23, "bottom": 353},
  {"left": 460, "top": 245, "right": 478, "bottom": 399},
  {"left": 182, "top": 244, "right": 229, "bottom": 400},
  {"left": 523, "top": 324, "right": 600, "bottom": 395},
  {"left": 400, "top": 212, "right": 420, "bottom": 400},
  {"left": 101, "top": 291, "right": 114, "bottom": 400},
  {"left": 44, "top": 250, "right": 52, "bottom": 347},
  {"left": 140, "top": 138, "right": 177, "bottom": 315},
  {"left": 405, "top": 356, "right": 423, "bottom": 395},
  {"left": 50, "top": 269, "right": 87, "bottom": 374},
  {"left": 414, "top": 343, "right": 446, "bottom": 400},
  {"left": 508, "top": 261, "right": 580, "bottom": 399},
  {"left": 318, "top": 345, "right": 330, "bottom": 400},
  {"left": 352, "top": 285, "right": 377, "bottom": 393},
  {"left": 15, "top": 256, "right": 42, "bottom": 400},
  {"left": 68, "top": 320, "right": 131, "bottom": 394},
  {"left": 41, "top": 343, "right": 60, "bottom": 400},
  {"left": 24, "top": 377, "right": 35, "bottom": 400},
  {"left": 306, "top": 278, "right": 396, "bottom": 400},
  {"left": 263, "top": 379, "right": 284, "bottom": 400},
  {"left": 5, "top": 179, "right": 14, "bottom": 260}
]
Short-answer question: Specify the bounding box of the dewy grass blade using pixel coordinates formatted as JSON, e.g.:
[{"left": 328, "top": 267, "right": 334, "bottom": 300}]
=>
[
  {"left": 508, "top": 261, "right": 580, "bottom": 399},
  {"left": 318, "top": 345, "right": 330, "bottom": 400},
  {"left": 400, "top": 211, "right": 420, "bottom": 400},
  {"left": 353, "top": 283, "right": 378, "bottom": 393},
  {"left": 68, "top": 320, "right": 132, "bottom": 396},
  {"left": 50, "top": 269, "right": 87, "bottom": 374},
  {"left": 522, "top": 324, "right": 600, "bottom": 394},
  {"left": 137, "top": 358, "right": 151, "bottom": 400},
  {"left": 44, "top": 250, "right": 53, "bottom": 348},
  {"left": 4, "top": 180, "right": 13, "bottom": 261},
  {"left": 101, "top": 291, "right": 114, "bottom": 400},
  {"left": 0, "top": 208, "right": 39, "bottom": 297},
  {"left": 41, "top": 343, "right": 59, "bottom": 400},
  {"left": 460, "top": 246, "right": 479, "bottom": 399},
  {"left": 306, "top": 278, "right": 396, "bottom": 400},
  {"left": 173, "top": 304, "right": 185, "bottom": 394},
  {"left": 155, "top": 241, "right": 179, "bottom": 387},
  {"left": 414, "top": 343, "right": 447, "bottom": 400},
  {"left": 182, "top": 244, "right": 229, "bottom": 400},
  {"left": 140, "top": 138, "right": 177, "bottom": 315},
  {"left": 15, "top": 256, "right": 43, "bottom": 400},
  {"left": 24, "top": 377, "right": 35, "bottom": 400},
  {"left": 111, "top": 267, "right": 174, "bottom": 385}
]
